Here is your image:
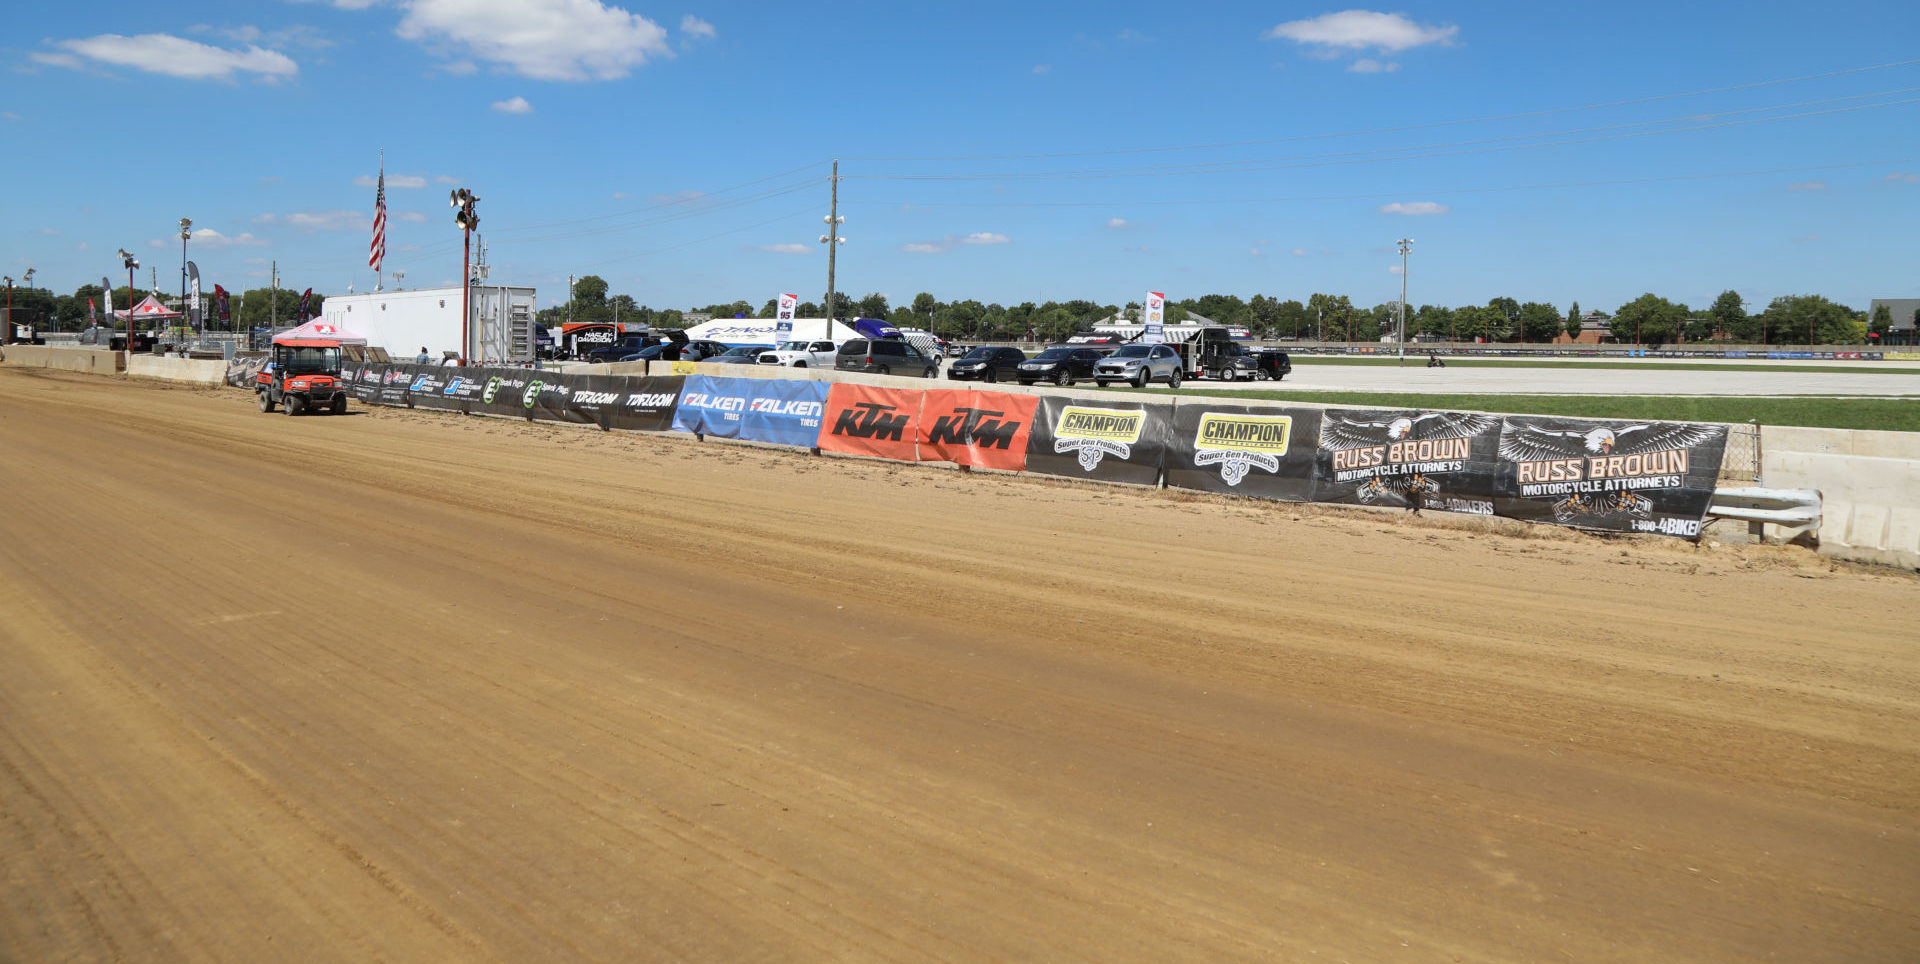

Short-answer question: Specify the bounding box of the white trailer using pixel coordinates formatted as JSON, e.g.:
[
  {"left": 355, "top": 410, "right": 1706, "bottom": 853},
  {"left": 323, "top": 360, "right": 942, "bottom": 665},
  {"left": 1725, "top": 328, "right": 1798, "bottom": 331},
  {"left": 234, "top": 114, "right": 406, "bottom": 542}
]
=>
[{"left": 321, "top": 285, "right": 537, "bottom": 364}]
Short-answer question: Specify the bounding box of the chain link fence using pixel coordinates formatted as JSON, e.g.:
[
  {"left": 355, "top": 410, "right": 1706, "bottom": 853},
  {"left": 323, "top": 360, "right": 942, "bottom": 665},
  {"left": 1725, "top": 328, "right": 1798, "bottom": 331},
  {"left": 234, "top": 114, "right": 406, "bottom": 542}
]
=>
[{"left": 1717, "top": 422, "right": 1763, "bottom": 486}]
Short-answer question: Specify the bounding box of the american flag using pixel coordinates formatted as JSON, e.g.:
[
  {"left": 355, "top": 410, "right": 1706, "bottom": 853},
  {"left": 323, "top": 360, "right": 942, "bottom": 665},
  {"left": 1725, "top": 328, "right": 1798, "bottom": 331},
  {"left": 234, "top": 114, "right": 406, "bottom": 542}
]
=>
[{"left": 369, "top": 165, "right": 386, "bottom": 273}]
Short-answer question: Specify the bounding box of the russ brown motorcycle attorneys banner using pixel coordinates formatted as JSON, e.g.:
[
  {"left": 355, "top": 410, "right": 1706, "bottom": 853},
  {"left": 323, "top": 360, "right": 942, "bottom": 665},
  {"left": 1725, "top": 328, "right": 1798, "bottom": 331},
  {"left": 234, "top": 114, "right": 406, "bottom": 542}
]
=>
[
  {"left": 1024, "top": 396, "right": 1174, "bottom": 486},
  {"left": 1164, "top": 402, "right": 1321, "bottom": 501},
  {"left": 1492, "top": 416, "right": 1728, "bottom": 539},
  {"left": 816, "top": 383, "right": 926, "bottom": 461},
  {"left": 1311, "top": 409, "right": 1501, "bottom": 516},
  {"left": 916, "top": 388, "right": 1038, "bottom": 470}
]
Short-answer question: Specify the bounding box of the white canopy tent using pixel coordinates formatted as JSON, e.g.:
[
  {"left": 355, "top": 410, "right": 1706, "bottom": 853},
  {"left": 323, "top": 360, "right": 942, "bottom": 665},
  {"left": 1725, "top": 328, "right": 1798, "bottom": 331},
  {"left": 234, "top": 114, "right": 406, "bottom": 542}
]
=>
[
  {"left": 272, "top": 319, "right": 369, "bottom": 345},
  {"left": 681, "top": 317, "right": 863, "bottom": 347}
]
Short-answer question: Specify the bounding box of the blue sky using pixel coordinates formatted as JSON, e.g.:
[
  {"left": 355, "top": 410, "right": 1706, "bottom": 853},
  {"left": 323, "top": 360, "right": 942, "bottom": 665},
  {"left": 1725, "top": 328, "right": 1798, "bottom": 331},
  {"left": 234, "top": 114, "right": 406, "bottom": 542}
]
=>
[{"left": 6, "top": 1, "right": 1918, "bottom": 313}]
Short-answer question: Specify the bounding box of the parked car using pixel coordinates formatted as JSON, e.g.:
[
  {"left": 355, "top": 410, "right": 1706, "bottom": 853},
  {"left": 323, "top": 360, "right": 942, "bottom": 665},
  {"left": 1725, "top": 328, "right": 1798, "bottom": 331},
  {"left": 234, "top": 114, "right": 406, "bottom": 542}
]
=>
[
  {"left": 1252, "top": 349, "right": 1292, "bottom": 381},
  {"left": 1093, "top": 343, "right": 1184, "bottom": 388},
  {"left": 1016, "top": 346, "right": 1106, "bottom": 386},
  {"left": 584, "top": 334, "right": 652, "bottom": 363},
  {"left": 678, "top": 339, "right": 732, "bottom": 361},
  {"left": 616, "top": 343, "right": 669, "bottom": 362},
  {"left": 758, "top": 339, "right": 839, "bottom": 368},
  {"left": 835, "top": 338, "right": 940, "bottom": 378},
  {"left": 1197, "top": 341, "right": 1261, "bottom": 381},
  {"left": 707, "top": 344, "right": 775, "bottom": 365},
  {"left": 946, "top": 346, "right": 1027, "bottom": 382}
]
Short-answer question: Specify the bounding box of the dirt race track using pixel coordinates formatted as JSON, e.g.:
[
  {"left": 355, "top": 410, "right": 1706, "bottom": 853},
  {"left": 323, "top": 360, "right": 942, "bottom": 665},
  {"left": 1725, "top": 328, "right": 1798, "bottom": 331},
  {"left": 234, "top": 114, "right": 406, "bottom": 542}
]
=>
[{"left": 2, "top": 367, "right": 1916, "bottom": 963}]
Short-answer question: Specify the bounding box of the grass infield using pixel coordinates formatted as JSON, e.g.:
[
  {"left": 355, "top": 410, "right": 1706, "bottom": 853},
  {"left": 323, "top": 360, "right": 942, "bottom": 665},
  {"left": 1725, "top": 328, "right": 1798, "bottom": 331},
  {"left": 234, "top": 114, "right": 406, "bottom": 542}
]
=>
[{"left": 1137, "top": 388, "right": 1920, "bottom": 432}]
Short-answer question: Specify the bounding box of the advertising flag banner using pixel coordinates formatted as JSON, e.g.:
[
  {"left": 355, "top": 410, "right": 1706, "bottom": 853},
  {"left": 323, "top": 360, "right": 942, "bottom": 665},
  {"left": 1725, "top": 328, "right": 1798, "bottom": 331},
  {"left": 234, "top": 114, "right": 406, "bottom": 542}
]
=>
[
  {"left": 470, "top": 368, "right": 540, "bottom": 418},
  {"left": 1164, "top": 402, "right": 1321, "bottom": 501},
  {"left": 1310, "top": 409, "right": 1501, "bottom": 515},
  {"left": 102, "top": 278, "right": 113, "bottom": 320},
  {"left": 916, "top": 388, "right": 1038, "bottom": 470},
  {"left": 214, "top": 284, "right": 230, "bottom": 322},
  {"left": 88, "top": 297, "right": 96, "bottom": 324},
  {"left": 775, "top": 293, "right": 797, "bottom": 342},
  {"left": 298, "top": 288, "right": 313, "bottom": 321},
  {"left": 816, "top": 382, "right": 924, "bottom": 461},
  {"left": 1024, "top": 396, "right": 1174, "bottom": 486},
  {"left": 673, "top": 375, "right": 825, "bottom": 446},
  {"left": 1491, "top": 416, "right": 1728, "bottom": 539},
  {"left": 187, "top": 261, "right": 201, "bottom": 326},
  {"left": 1144, "top": 291, "right": 1166, "bottom": 344}
]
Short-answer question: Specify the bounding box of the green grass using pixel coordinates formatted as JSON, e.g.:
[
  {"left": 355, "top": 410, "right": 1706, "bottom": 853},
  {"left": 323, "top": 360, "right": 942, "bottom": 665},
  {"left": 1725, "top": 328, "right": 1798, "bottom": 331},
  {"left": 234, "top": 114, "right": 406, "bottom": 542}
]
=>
[
  {"left": 1133, "top": 388, "right": 1920, "bottom": 432},
  {"left": 1289, "top": 356, "right": 1920, "bottom": 375}
]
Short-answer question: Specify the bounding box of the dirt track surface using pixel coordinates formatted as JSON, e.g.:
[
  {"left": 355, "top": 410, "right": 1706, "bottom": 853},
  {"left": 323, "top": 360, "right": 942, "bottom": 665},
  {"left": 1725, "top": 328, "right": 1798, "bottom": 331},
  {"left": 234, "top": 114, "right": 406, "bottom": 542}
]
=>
[{"left": 3, "top": 367, "right": 1916, "bottom": 963}]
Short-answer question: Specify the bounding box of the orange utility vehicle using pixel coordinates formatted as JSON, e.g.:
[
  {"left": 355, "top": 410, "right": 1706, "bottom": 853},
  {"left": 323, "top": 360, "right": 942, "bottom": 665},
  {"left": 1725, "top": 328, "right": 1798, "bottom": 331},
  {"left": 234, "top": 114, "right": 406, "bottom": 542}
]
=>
[{"left": 256, "top": 337, "right": 349, "bottom": 415}]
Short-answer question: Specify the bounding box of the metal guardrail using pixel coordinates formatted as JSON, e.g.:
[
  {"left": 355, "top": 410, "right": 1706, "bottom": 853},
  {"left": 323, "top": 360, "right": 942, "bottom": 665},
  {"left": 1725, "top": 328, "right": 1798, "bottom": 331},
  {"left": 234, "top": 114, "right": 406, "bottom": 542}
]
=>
[{"left": 1707, "top": 487, "right": 1821, "bottom": 540}]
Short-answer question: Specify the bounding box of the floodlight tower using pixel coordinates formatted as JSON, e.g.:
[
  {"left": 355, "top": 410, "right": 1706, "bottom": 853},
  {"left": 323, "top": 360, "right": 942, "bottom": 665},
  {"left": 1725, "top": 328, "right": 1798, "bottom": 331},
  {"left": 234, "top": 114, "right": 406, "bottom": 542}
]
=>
[{"left": 1397, "top": 238, "right": 1413, "bottom": 363}]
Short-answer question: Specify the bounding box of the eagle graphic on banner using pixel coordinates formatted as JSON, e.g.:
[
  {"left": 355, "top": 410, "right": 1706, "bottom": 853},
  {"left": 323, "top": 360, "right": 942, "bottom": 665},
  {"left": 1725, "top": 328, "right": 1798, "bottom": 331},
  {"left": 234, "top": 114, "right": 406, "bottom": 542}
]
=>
[
  {"left": 1498, "top": 418, "right": 1722, "bottom": 522},
  {"left": 1319, "top": 411, "right": 1497, "bottom": 510}
]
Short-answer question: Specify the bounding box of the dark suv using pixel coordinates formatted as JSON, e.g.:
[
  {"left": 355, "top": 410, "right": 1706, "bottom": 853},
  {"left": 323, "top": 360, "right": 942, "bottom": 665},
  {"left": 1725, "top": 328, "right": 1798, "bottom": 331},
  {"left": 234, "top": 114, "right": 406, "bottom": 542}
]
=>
[
  {"left": 1017, "top": 346, "right": 1106, "bottom": 386},
  {"left": 835, "top": 338, "right": 940, "bottom": 378},
  {"left": 946, "top": 346, "right": 1026, "bottom": 383}
]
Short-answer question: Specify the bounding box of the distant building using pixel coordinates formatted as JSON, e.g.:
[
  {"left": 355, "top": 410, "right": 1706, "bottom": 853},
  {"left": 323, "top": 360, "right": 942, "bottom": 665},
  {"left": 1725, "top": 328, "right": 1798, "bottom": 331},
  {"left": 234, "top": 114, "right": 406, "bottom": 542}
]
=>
[
  {"left": 1867, "top": 298, "right": 1919, "bottom": 346},
  {"left": 1553, "top": 309, "right": 1614, "bottom": 345}
]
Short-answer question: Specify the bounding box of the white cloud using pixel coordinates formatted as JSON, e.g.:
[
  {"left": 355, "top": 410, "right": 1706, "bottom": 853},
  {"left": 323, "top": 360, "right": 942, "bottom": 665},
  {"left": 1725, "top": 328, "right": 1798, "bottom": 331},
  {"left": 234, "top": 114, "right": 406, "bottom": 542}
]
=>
[
  {"left": 397, "top": 0, "right": 672, "bottom": 81},
  {"left": 355, "top": 173, "right": 428, "bottom": 188},
  {"left": 48, "top": 33, "right": 298, "bottom": 80},
  {"left": 1886, "top": 172, "right": 1920, "bottom": 183},
  {"left": 756, "top": 243, "right": 810, "bottom": 254},
  {"left": 1792, "top": 234, "right": 1819, "bottom": 243},
  {"left": 1290, "top": 248, "right": 1308, "bottom": 257},
  {"left": 680, "top": 15, "right": 715, "bottom": 40},
  {"left": 1105, "top": 218, "right": 1130, "bottom": 229},
  {"left": 29, "top": 52, "right": 85, "bottom": 70},
  {"left": 1250, "top": 248, "right": 1263, "bottom": 256},
  {"left": 1033, "top": 64, "right": 1050, "bottom": 74},
  {"left": 1264, "top": 11, "right": 1458, "bottom": 53},
  {"left": 398, "top": 211, "right": 427, "bottom": 222},
  {"left": 190, "top": 228, "right": 269, "bottom": 248},
  {"left": 284, "top": 0, "right": 386, "bottom": 8},
  {"left": 1388, "top": 264, "right": 1404, "bottom": 274},
  {"left": 612, "top": 191, "right": 632, "bottom": 199},
  {"left": 435, "top": 175, "right": 461, "bottom": 184},
  {"left": 1347, "top": 58, "right": 1399, "bottom": 74},
  {"left": 904, "top": 232, "right": 1010, "bottom": 253},
  {"left": 223, "top": 24, "right": 334, "bottom": 49},
  {"left": 38, "top": 227, "right": 60, "bottom": 235},
  {"left": 282, "top": 210, "right": 364, "bottom": 230},
  {"left": 651, "top": 189, "right": 706, "bottom": 204},
  {"left": 75, "top": 241, "right": 88, "bottom": 251},
  {"left": 1786, "top": 181, "right": 1825, "bottom": 191},
  {"left": 1, "top": 112, "right": 21, "bottom": 121},
  {"left": 1379, "top": 201, "right": 1449, "bottom": 216},
  {"left": 491, "top": 95, "right": 534, "bottom": 114}
]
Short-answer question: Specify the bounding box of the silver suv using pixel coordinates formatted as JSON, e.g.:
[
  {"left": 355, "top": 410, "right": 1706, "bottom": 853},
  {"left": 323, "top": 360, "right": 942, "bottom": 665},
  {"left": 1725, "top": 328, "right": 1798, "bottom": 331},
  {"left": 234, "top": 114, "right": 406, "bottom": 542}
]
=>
[{"left": 1093, "top": 343, "right": 1184, "bottom": 388}]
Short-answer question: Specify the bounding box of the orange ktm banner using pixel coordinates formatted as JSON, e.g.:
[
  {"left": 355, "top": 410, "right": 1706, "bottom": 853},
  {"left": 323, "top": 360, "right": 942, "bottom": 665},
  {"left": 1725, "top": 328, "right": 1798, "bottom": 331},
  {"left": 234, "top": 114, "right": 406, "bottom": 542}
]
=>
[
  {"left": 816, "top": 382, "right": 925, "bottom": 461},
  {"left": 917, "top": 388, "right": 1038, "bottom": 470}
]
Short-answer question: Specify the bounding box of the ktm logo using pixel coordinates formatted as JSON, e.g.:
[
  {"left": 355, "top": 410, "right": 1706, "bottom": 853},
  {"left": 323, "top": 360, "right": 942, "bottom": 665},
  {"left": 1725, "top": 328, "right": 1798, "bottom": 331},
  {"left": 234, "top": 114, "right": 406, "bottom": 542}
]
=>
[
  {"left": 927, "top": 406, "right": 1021, "bottom": 450},
  {"left": 832, "top": 402, "right": 910, "bottom": 441}
]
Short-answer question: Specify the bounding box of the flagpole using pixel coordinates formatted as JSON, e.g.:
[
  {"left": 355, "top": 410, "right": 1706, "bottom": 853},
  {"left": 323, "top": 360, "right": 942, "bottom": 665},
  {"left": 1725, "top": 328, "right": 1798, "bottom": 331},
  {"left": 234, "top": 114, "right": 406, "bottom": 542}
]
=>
[{"left": 375, "top": 149, "right": 385, "bottom": 292}]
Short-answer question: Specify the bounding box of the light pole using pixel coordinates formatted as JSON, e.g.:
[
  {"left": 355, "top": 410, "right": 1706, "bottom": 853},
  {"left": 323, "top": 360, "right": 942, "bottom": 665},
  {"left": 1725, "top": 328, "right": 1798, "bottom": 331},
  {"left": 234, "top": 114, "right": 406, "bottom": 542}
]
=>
[
  {"left": 179, "top": 218, "right": 192, "bottom": 336},
  {"left": 1396, "top": 238, "right": 1413, "bottom": 364},
  {"left": 392, "top": 270, "right": 404, "bottom": 290},
  {"left": 23, "top": 268, "right": 34, "bottom": 332},
  {"left": 117, "top": 249, "right": 139, "bottom": 349},
  {"left": 3, "top": 276, "right": 11, "bottom": 345},
  {"left": 819, "top": 159, "right": 844, "bottom": 343},
  {"left": 451, "top": 188, "right": 480, "bottom": 364}
]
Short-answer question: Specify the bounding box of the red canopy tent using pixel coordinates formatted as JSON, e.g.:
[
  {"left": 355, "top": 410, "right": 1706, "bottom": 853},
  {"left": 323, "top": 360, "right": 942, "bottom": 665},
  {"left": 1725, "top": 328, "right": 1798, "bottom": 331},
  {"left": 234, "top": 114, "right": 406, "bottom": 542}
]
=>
[
  {"left": 114, "top": 293, "right": 181, "bottom": 322},
  {"left": 272, "top": 319, "right": 369, "bottom": 345}
]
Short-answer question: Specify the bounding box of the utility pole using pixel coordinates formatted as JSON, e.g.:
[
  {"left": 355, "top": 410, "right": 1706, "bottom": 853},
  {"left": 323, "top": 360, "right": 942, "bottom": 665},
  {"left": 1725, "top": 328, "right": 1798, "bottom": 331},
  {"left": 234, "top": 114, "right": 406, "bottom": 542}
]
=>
[
  {"left": 270, "top": 260, "right": 278, "bottom": 333},
  {"left": 819, "top": 159, "right": 844, "bottom": 343},
  {"left": 1397, "top": 238, "right": 1413, "bottom": 364},
  {"left": 180, "top": 218, "right": 192, "bottom": 333},
  {"left": 568, "top": 274, "right": 575, "bottom": 329}
]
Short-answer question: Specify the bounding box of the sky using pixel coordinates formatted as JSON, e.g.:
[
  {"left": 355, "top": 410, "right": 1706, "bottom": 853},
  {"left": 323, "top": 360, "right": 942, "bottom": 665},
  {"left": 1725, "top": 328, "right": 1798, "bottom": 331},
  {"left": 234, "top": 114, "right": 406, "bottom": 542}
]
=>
[{"left": 5, "top": 1, "right": 1918, "bottom": 314}]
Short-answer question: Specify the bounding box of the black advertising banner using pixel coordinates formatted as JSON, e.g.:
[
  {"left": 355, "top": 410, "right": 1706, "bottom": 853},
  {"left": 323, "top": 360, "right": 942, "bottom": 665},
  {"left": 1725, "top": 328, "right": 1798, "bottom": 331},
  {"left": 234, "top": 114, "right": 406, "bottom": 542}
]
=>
[
  {"left": 376, "top": 364, "right": 413, "bottom": 407},
  {"left": 352, "top": 363, "right": 385, "bottom": 404},
  {"left": 1024, "top": 396, "right": 1174, "bottom": 486},
  {"left": 529, "top": 371, "right": 587, "bottom": 423},
  {"left": 1492, "top": 416, "right": 1728, "bottom": 539},
  {"left": 1163, "top": 403, "right": 1321, "bottom": 501},
  {"left": 401, "top": 365, "right": 461, "bottom": 411},
  {"left": 599, "top": 375, "right": 682, "bottom": 432},
  {"left": 1311, "top": 410, "right": 1501, "bottom": 516},
  {"left": 471, "top": 368, "right": 542, "bottom": 418}
]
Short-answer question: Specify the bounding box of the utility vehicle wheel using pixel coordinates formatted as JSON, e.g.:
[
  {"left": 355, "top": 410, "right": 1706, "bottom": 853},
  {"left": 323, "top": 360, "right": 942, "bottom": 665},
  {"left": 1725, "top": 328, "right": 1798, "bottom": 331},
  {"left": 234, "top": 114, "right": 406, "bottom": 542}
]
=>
[
  {"left": 286, "top": 395, "right": 304, "bottom": 416},
  {"left": 259, "top": 392, "right": 274, "bottom": 413},
  {"left": 331, "top": 395, "right": 347, "bottom": 415}
]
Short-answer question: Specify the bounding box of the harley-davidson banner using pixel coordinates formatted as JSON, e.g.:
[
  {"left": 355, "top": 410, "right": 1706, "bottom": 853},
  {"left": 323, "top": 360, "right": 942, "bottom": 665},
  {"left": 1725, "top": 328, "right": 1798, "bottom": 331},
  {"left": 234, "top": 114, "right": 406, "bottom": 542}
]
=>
[
  {"left": 816, "top": 383, "right": 925, "bottom": 461},
  {"left": 1164, "top": 402, "right": 1322, "bottom": 501},
  {"left": 1491, "top": 415, "right": 1728, "bottom": 539},
  {"left": 915, "top": 388, "right": 1037, "bottom": 470},
  {"left": 1023, "top": 396, "right": 1174, "bottom": 487},
  {"left": 1311, "top": 409, "right": 1500, "bottom": 515}
]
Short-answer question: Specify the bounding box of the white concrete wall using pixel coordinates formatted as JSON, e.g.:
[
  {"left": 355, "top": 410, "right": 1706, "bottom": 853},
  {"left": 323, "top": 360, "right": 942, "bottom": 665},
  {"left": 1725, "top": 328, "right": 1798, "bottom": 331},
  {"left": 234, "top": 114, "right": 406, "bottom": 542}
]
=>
[
  {"left": 0, "top": 345, "right": 125, "bottom": 374},
  {"left": 1762, "top": 426, "right": 1920, "bottom": 569},
  {"left": 126, "top": 355, "right": 230, "bottom": 386}
]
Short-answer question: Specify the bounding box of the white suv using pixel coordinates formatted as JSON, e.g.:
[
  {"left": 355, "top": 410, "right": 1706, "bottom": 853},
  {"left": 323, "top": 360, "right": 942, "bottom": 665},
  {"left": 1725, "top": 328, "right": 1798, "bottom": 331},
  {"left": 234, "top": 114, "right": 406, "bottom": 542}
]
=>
[
  {"left": 757, "top": 339, "right": 838, "bottom": 368},
  {"left": 1093, "top": 343, "right": 1184, "bottom": 388}
]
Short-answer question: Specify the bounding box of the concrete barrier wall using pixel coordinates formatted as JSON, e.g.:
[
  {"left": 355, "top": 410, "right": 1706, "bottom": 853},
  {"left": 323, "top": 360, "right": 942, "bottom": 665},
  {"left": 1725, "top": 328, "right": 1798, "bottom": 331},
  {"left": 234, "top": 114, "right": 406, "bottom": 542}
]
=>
[
  {"left": 127, "top": 355, "right": 230, "bottom": 386},
  {"left": 1762, "top": 426, "right": 1920, "bottom": 569},
  {"left": 0, "top": 345, "right": 125, "bottom": 374}
]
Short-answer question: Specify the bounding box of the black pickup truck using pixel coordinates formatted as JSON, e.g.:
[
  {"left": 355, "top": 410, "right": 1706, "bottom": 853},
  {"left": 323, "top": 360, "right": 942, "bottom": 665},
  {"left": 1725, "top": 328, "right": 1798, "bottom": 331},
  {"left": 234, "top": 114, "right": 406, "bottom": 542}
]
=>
[{"left": 1197, "top": 342, "right": 1291, "bottom": 381}]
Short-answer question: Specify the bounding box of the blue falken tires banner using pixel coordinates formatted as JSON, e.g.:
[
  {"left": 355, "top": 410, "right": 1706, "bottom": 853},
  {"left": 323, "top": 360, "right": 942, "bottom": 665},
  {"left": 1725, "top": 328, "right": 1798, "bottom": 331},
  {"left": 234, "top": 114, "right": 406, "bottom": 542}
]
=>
[{"left": 673, "top": 375, "right": 827, "bottom": 447}]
